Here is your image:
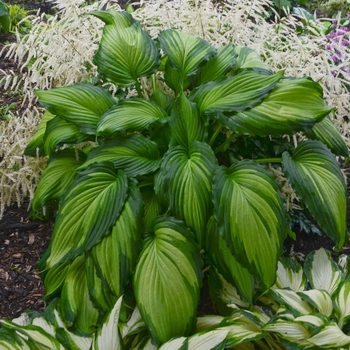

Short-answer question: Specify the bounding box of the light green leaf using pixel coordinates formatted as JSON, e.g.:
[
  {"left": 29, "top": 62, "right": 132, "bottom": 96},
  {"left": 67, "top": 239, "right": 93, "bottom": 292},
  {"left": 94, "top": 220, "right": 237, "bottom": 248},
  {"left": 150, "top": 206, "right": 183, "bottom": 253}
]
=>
[
  {"left": 294, "top": 314, "right": 328, "bottom": 328},
  {"left": 140, "top": 186, "right": 162, "bottom": 233},
  {"left": 213, "top": 161, "right": 286, "bottom": 287},
  {"left": 60, "top": 255, "right": 100, "bottom": 336},
  {"left": 190, "top": 70, "right": 283, "bottom": 115},
  {"left": 180, "top": 329, "right": 228, "bottom": 350},
  {"left": 206, "top": 216, "right": 254, "bottom": 303},
  {"left": 159, "top": 337, "right": 186, "bottom": 350},
  {"left": 160, "top": 142, "right": 218, "bottom": 247},
  {"left": 220, "top": 77, "right": 332, "bottom": 136},
  {"left": 92, "top": 296, "right": 123, "bottom": 350},
  {"left": 263, "top": 320, "right": 310, "bottom": 342},
  {"left": 308, "top": 322, "right": 350, "bottom": 347},
  {"left": 298, "top": 290, "right": 333, "bottom": 317},
  {"left": 232, "top": 46, "right": 272, "bottom": 74},
  {"left": 31, "top": 149, "right": 86, "bottom": 211},
  {"left": 81, "top": 134, "right": 161, "bottom": 177},
  {"left": 97, "top": 98, "right": 167, "bottom": 136},
  {"left": 272, "top": 289, "right": 314, "bottom": 315},
  {"left": 282, "top": 141, "right": 347, "bottom": 250},
  {"left": 158, "top": 29, "right": 216, "bottom": 93},
  {"left": 43, "top": 261, "right": 70, "bottom": 300},
  {"left": 335, "top": 276, "right": 350, "bottom": 328},
  {"left": 42, "top": 116, "right": 91, "bottom": 156},
  {"left": 133, "top": 217, "right": 202, "bottom": 344},
  {"left": 196, "top": 316, "right": 225, "bottom": 332},
  {"left": 193, "top": 44, "right": 236, "bottom": 86},
  {"left": 36, "top": 84, "right": 115, "bottom": 134},
  {"left": 169, "top": 92, "right": 206, "bottom": 148},
  {"left": 305, "top": 116, "right": 349, "bottom": 157},
  {"left": 90, "top": 11, "right": 159, "bottom": 87},
  {"left": 90, "top": 181, "right": 143, "bottom": 303},
  {"left": 274, "top": 258, "right": 307, "bottom": 292},
  {"left": 24, "top": 111, "right": 55, "bottom": 157},
  {"left": 39, "top": 162, "right": 129, "bottom": 270}
]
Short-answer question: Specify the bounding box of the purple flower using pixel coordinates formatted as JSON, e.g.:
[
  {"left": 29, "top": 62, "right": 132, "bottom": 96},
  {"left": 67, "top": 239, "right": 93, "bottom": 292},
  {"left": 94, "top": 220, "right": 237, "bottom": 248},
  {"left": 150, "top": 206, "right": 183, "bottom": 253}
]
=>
[
  {"left": 341, "top": 40, "right": 350, "bottom": 46},
  {"left": 331, "top": 53, "right": 340, "bottom": 62}
]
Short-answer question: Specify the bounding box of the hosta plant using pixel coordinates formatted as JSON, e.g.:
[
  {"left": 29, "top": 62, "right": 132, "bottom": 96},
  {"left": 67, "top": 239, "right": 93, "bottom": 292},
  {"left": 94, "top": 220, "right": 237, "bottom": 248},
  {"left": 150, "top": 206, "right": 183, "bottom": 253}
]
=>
[{"left": 21, "top": 9, "right": 348, "bottom": 347}]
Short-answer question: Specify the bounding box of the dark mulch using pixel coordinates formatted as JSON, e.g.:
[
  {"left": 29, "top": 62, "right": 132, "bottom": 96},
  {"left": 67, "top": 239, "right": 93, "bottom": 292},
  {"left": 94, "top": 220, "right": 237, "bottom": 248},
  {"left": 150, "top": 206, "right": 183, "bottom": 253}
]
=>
[{"left": 1, "top": 0, "right": 350, "bottom": 322}]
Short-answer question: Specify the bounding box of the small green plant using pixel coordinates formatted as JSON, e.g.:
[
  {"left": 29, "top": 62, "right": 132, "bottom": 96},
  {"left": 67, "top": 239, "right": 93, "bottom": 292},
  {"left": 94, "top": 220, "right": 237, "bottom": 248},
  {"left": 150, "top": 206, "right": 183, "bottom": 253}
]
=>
[
  {"left": 18, "top": 9, "right": 348, "bottom": 347},
  {"left": 0, "top": 102, "right": 17, "bottom": 121}
]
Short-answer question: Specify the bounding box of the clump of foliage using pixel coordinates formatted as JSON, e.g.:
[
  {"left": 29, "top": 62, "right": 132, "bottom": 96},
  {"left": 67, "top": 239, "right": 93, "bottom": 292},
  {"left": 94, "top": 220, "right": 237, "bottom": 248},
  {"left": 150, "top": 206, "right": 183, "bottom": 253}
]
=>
[
  {"left": 318, "top": 0, "right": 350, "bottom": 17},
  {"left": 0, "top": 0, "right": 10, "bottom": 33},
  {"left": 0, "top": 0, "right": 30, "bottom": 34},
  {"left": 13, "top": 8, "right": 348, "bottom": 347}
]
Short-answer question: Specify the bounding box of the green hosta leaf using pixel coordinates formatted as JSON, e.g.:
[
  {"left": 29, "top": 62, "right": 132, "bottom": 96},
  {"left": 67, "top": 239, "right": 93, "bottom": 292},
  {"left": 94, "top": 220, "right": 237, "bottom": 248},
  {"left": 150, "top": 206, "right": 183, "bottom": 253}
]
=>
[
  {"left": 272, "top": 289, "right": 313, "bottom": 315},
  {"left": 31, "top": 149, "right": 86, "bottom": 211},
  {"left": 24, "top": 111, "right": 55, "bottom": 157},
  {"left": 232, "top": 46, "right": 272, "bottom": 74},
  {"left": 213, "top": 160, "right": 286, "bottom": 287},
  {"left": 193, "top": 44, "right": 236, "bottom": 86},
  {"left": 60, "top": 255, "right": 100, "bottom": 336},
  {"left": 189, "top": 70, "right": 283, "bottom": 116},
  {"left": 160, "top": 141, "right": 218, "bottom": 247},
  {"left": 169, "top": 92, "right": 206, "bottom": 147},
  {"left": 298, "top": 290, "right": 333, "bottom": 317},
  {"left": 304, "top": 248, "right": 342, "bottom": 296},
  {"left": 305, "top": 117, "right": 349, "bottom": 157},
  {"left": 0, "top": 319, "right": 64, "bottom": 350},
  {"left": 282, "top": 141, "right": 347, "bottom": 250},
  {"left": 36, "top": 84, "right": 115, "bottom": 134},
  {"left": 308, "top": 322, "right": 350, "bottom": 347},
  {"left": 90, "top": 181, "right": 143, "bottom": 303},
  {"left": 120, "top": 307, "right": 146, "bottom": 339},
  {"left": 81, "top": 135, "right": 161, "bottom": 177},
  {"left": 220, "top": 77, "right": 332, "bottom": 136},
  {"left": 91, "top": 296, "right": 123, "bottom": 350},
  {"left": 40, "top": 162, "right": 129, "bottom": 270},
  {"left": 0, "top": 0, "right": 10, "bottom": 33},
  {"left": 158, "top": 29, "right": 216, "bottom": 93},
  {"left": 133, "top": 217, "right": 203, "bottom": 344},
  {"left": 334, "top": 276, "right": 350, "bottom": 328},
  {"left": 206, "top": 216, "right": 254, "bottom": 303},
  {"left": 90, "top": 11, "right": 159, "bottom": 87},
  {"left": 97, "top": 98, "right": 167, "bottom": 136},
  {"left": 43, "top": 261, "right": 70, "bottom": 301},
  {"left": 42, "top": 116, "right": 92, "bottom": 156},
  {"left": 274, "top": 258, "right": 307, "bottom": 292},
  {"left": 140, "top": 186, "right": 162, "bottom": 233},
  {"left": 263, "top": 320, "right": 310, "bottom": 343}
]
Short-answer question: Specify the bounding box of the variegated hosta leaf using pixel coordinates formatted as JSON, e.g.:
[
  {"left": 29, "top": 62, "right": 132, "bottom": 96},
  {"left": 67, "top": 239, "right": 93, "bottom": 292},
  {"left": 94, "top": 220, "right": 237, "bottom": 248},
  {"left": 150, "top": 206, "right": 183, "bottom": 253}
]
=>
[
  {"left": 80, "top": 134, "right": 161, "bottom": 178},
  {"left": 193, "top": 44, "right": 236, "bottom": 86},
  {"left": 180, "top": 329, "right": 229, "bottom": 349},
  {"left": 189, "top": 70, "right": 283, "bottom": 116},
  {"left": 133, "top": 217, "right": 203, "bottom": 344},
  {"left": 206, "top": 216, "right": 255, "bottom": 303},
  {"left": 90, "top": 181, "right": 143, "bottom": 305},
  {"left": 219, "top": 77, "right": 332, "bottom": 136},
  {"left": 36, "top": 84, "right": 115, "bottom": 134},
  {"left": 263, "top": 320, "right": 310, "bottom": 343},
  {"left": 90, "top": 11, "right": 159, "bottom": 87},
  {"left": 335, "top": 276, "right": 350, "bottom": 328},
  {"left": 272, "top": 289, "right": 313, "bottom": 315},
  {"left": 97, "top": 98, "right": 168, "bottom": 136},
  {"left": 39, "top": 162, "right": 129, "bottom": 271},
  {"left": 158, "top": 29, "right": 216, "bottom": 93},
  {"left": 169, "top": 92, "right": 206, "bottom": 148},
  {"left": 42, "top": 116, "right": 91, "bottom": 156},
  {"left": 24, "top": 110, "right": 55, "bottom": 157},
  {"left": 140, "top": 186, "right": 162, "bottom": 233},
  {"left": 158, "top": 337, "right": 187, "bottom": 350},
  {"left": 298, "top": 290, "right": 333, "bottom": 317},
  {"left": 196, "top": 316, "right": 225, "bottom": 332},
  {"left": 282, "top": 140, "right": 347, "bottom": 250},
  {"left": 43, "top": 261, "right": 70, "bottom": 301},
  {"left": 92, "top": 296, "right": 123, "bottom": 350},
  {"left": 308, "top": 322, "right": 350, "bottom": 348},
  {"left": 160, "top": 141, "right": 218, "bottom": 247},
  {"left": 294, "top": 314, "right": 328, "bottom": 328},
  {"left": 232, "top": 46, "right": 272, "bottom": 74},
  {"left": 60, "top": 255, "right": 100, "bottom": 336},
  {"left": 31, "top": 149, "right": 86, "bottom": 211},
  {"left": 120, "top": 306, "right": 146, "bottom": 339},
  {"left": 274, "top": 258, "right": 307, "bottom": 292},
  {"left": 0, "top": 318, "right": 64, "bottom": 350},
  {"left": 305, "top": 116, "right": 349, "bottom": 157},
  {"left": 213, "top": 160, "right": 286, "bottom": 287}
]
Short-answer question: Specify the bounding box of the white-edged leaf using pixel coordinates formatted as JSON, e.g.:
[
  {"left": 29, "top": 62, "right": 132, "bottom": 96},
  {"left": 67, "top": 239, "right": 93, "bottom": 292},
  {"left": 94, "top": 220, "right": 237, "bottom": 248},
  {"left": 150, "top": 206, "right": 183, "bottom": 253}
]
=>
[
  {"left": 159, "top": 337, "right": 186, "bottom": 350},
  {"left": 133, "top": 217, "right": 202, "bottom": 344},
  {"left": 308, "top": 322, "right": 350, "bottom": 347},
  {"left": 272, "top": 289, "right": 313, "bottom": 315},
  {"left": 213, "top": 160, "right": 286, "bottom": 287},
  {"left": 303, "top": 248, "right": 342, "bottom": 295},
  {"left": 334, "top": 276, "right": 350, "bottom": 328},
  {"left": 274, "top": 258, "right": 307, "bottom": 292},
  {"left": 263, "top": 320, "right": 310, "bottom": 342},
  {"left": 294, "top": 314, "right": 328, "bottom": 328},
  {"left": 298, "top": 290, "right": 333, "bottom": 317},
  {"left": 92, "top": 296, "right": 123, "bottom": 350},
  {"left": 180, "top": 329, "right": 228, "bottom": 350},
  {"left": 196, "top": 316, "right": 225, "bottom": 332},
  {"left": 121, "top": 306, "right": 146, "bottom": 339}
]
